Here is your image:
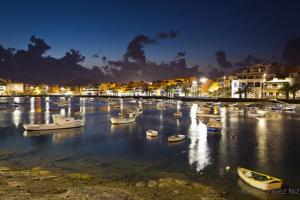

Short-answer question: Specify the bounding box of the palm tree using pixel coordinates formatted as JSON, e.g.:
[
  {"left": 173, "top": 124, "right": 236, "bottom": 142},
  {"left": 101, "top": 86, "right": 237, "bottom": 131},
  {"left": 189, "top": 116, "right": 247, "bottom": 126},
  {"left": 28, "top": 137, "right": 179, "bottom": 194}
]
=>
[
  {"left": 289, "top": 84, "right": 299, "bottom": 100},
  {"left": 242, "top": 84, "right": 253, "bottom": 99},
  {"left": 142, "top": 86, "right": 152, "bottom": 96},
  {"left": 234, "top": 88, "right": 244, "bottom": 99},
  {"left": 182, "top": 86, "right": 190, "bottom": 97},
  {"left": 164, "top": 85, "right": 174, "bottom": 97},
  {"left": 279, "top": 83, "right": 291, "bottom": 100}
]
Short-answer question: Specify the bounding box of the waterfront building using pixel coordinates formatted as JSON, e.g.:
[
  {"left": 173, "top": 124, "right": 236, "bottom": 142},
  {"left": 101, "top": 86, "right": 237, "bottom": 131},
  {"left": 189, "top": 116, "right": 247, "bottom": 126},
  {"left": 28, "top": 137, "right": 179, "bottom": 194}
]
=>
[
  {"left": 6, "top": 83, "right": 24, "bottom": 95},
  {"left": 82, "top": 84, "right": 99, "bottom": 96},
  {"left": 263, "top": 77, "right": 295, "bottom": 99},
  {"left": 231, "top": 64, "right": 272, "bottom": 98},
  {"left": 0, "top": 79, "right": 7, "bottom": 95}
]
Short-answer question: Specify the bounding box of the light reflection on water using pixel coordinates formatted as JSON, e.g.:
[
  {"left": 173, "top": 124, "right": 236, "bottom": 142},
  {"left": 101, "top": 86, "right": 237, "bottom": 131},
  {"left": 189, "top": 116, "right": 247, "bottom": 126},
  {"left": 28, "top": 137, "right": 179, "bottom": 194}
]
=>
[
  {"left": 188, "top": 103, "right": 210, "bottom": 172},
  {"left": 12, "top": 109, "right": 21, "bottom": 127}
]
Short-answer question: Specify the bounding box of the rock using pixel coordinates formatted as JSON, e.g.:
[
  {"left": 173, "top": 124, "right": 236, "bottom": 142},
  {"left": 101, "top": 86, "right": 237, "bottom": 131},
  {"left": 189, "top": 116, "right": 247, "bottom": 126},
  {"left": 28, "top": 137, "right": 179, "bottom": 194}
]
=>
[
  {"left": 67, "top": 172, "right": 93, "bottom": 181},
  {"left": 191, "top": 182, "right": 202, "bottom": 188},
  {"left": 7, "top": 180, "right": 24, "bottom": 188},
  {"left": 174, "top": 179, "right": 188, "bottom": 185},
  {"left": 158, "top": 182, "right": 170, "bottom": 188},
  {"left": 31, "top": 167, "right": 44, "bottom": 172},
  {"left": 147, "top": 180, "right": 158, "bottom": 188},
  {"left": 174, "top": 190, "right": 179, "bottom": 194},
  {"left": 158, "top": 177, "right": 174, "bottom": 183},
  {"left": 0, "top": 167, "right": 10, "bottom": 171},
  {"left": 135, "top": 181, "right": 146, "bottom": 187}
]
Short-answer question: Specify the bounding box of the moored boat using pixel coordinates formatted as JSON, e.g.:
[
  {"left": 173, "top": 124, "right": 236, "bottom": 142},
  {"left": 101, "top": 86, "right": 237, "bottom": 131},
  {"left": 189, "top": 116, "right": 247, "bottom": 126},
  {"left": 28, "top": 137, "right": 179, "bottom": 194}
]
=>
[
  {"left": 196, "top": 110, "right": 220, "bottom": 118},
  {"left": 173, "top": 111, "right": 182, "bottom": 117},
  {"left": 146, "top": 130, "right": 158, "bottom": 137},
  {"left": 248, "top": 110, "right": 265, "bottom": 118},
  {"left": 237, "top": 167, "right": 283, "bottom": 191},
  {"left": 23, "top": 115, "right": 84, "bottom": 131},
  {"left": 110, "top": 112, "right": 136, "bottom": 124},
  {"left": 207, "top": 119, "right": 222, "bottom": 133},
  {"left": 168, "top": 134, "right": 185, "bottom": 142}
]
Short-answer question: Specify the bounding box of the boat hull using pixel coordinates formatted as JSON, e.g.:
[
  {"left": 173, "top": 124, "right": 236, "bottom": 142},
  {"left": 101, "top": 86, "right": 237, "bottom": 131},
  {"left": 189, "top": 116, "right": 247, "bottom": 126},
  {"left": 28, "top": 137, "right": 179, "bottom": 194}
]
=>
[
  {"left": 168, "top": 135, "right": 185, "bottom": 142},
  {"left": 207, "top": 127, "right": 222, "bottom": 132},
  {"left": 146, "top": 130, "right": 158, "bottom": 137},
  {"left": 237, "top": 167, "right": 283, "bottom": 191},
  {"left": 23, "top": 121, "right": 84, "bottom": 131},
  {"left": 110, "top": 117, "right": 136, "bottom": 124}
]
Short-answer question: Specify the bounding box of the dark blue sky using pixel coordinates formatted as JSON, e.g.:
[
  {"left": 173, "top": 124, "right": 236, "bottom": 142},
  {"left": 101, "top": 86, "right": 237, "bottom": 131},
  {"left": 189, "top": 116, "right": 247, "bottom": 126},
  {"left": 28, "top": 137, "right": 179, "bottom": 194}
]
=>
[{"left": 1, "top": 0, "right": 300, "bottom": 68}]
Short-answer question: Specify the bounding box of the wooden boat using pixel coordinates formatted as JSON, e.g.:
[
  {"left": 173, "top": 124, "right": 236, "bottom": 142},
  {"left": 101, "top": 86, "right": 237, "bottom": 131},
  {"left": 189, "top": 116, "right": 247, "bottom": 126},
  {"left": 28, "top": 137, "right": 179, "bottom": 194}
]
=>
[
  {"left": 134, "top": 107, "right": 143, "bottom": 115},
  {"left": 23, "top": 115, "right": 84, "bottom": 131},
  {"left": 237, "top": 167, "right": 283, "bottom": 191},
  {"left": 173, "top": 111, "right": 182, "bottom": 117},
  {"left": 168, "top": 134, "right": 185, "bottom": 142},
  {"left": 146, "top": 130, "right": 158, "bottom": 137},
  {"left": 207, "top": 119, "right": 222, "bottom": 133},
  {"left": 248, "top": 110, "right": 265, "bottom": 118},
  {"left": 196, "top": 110, "right": 220, "bottom": 118},
  {"left": 110, "top": 112, "right": 136, "bottom": 124}
]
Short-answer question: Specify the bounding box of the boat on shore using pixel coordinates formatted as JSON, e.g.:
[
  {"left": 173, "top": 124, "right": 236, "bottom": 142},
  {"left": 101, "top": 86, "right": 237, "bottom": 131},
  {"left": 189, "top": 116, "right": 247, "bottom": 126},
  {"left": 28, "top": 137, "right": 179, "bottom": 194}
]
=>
[
  {"left": 23, "top": 115, "right": 84, "bottom": 131},
  {"left": 146, "top": 130, "right": 158, "bottom": 137},
  {"left": 237, "top": 167, "right": 283, "bottom": 191},
  {"left": 168, "top": 134, "right": 185, "bottom": 142},
  {"left": 111, "top": 112, "right": 136, "bottom": 124}
]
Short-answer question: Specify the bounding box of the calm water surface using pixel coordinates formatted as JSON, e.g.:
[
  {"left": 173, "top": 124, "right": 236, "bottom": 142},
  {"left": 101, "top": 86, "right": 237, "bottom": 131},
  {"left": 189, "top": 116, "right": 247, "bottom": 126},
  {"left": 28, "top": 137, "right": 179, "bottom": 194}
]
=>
[{"left": 0, "top": 97, "right": 300, "bottom": 199}]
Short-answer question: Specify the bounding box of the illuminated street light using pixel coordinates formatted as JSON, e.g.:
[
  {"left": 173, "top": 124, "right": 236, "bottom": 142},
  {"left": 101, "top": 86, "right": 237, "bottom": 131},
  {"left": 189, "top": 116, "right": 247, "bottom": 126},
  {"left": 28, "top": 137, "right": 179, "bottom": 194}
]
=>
[{"left": 199, "top": 77, "right": 207, "bottom": 83}]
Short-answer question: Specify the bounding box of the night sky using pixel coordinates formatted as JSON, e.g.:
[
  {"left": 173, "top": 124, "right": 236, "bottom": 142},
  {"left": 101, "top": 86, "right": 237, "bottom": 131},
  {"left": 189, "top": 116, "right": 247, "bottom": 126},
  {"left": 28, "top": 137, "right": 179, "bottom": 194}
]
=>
[{"left": 1, "top": 0, "right": 300, "bottom": 84}]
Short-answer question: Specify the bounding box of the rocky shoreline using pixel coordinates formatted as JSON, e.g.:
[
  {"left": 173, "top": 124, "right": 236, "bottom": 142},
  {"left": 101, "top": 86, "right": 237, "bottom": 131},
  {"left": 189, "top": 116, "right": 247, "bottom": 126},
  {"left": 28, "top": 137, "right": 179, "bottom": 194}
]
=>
[{"left": 0, "top": 166, "right": 227, "bottom": 200}]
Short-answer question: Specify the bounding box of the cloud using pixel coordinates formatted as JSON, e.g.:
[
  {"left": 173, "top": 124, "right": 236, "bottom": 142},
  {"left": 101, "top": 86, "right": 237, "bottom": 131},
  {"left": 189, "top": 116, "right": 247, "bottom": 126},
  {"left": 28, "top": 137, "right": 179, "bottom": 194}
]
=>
[
  {"left": 2, "top": 34, "right": 195, "bottom": 84},
  {"left": 282, "top": 37, "right": 300, "bottom": 66},
  {"left": 175, "top": 51, "right": 186, "bottom": 59},
  {"left": 155, "top": 31, "right": 177, "bottom": 40},
  {"left": 235, "top": 54, "right": 265, "bottom": 67},
  {"left": 215, "top": 50, "right": 232, "bottom": 68},
  {"left": 92, "top": 54, "right": 99, "bottom": 58},
  {"left": 123, "top": 34, "right": 155, "bottom": 63}
]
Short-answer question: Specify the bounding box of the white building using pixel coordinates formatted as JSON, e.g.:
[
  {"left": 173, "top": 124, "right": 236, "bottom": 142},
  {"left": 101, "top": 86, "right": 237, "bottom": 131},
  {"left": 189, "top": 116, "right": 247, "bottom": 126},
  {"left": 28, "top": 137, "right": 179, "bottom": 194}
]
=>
[
  {"left": 231, "top": 64, "right": 267, "bottom": 98},
  {"left": 0, "top": 79, "right": 7, "bottom": 95},
  {"left": 6, "top": 83, "right": 24, "bottom": 95}
]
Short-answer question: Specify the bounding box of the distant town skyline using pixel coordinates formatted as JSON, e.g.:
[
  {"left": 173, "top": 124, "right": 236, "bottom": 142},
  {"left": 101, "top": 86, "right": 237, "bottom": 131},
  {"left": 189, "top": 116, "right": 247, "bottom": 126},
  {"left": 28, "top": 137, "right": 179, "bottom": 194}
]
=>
[{"left": 1, "top": 0, "right": 300, "bottom": 84}]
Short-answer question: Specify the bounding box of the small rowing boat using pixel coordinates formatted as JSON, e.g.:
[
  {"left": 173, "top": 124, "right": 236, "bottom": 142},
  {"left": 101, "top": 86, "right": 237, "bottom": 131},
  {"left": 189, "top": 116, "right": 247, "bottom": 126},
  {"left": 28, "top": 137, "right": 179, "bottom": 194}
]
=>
[
  {"left": 173, "top": 111, "right": 182, "bottom": 117},
  {"left": 146, "top": 130, "right": 158, "bottom": 137},
  {"left": 237, "top": 167, "right": 283, "bottom": 191},
  {"left": 168, "top": 134, "right": 185, "bottom": 142},
  {"left": 207, "top": 119, "right": 222, "bottom": 133}
]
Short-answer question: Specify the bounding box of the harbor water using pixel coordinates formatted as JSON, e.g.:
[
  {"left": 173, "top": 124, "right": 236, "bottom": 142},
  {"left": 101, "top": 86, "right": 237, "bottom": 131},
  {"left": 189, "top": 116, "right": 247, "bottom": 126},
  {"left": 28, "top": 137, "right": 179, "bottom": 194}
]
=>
[{"left": 0, "top": 96, "right": 299, "bottom": 199}]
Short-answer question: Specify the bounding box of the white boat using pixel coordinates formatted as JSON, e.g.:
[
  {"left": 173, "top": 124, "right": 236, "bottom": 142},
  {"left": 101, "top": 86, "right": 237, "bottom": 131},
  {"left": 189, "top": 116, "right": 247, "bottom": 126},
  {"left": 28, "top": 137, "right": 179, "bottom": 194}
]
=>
[
  {"left": 110, "top": 112, "right": 136, "bottom": 124},
  {"left": 23, "top": 115, "right": 84, "bottom": 131},
  {"left": 207, "top": 119, "right": 222, "bottom": 133},
  {"left": 134, "top": 107, "right": 143, "bottom": 115},
  {"left": 196, "top": 110, "right": 220, "bottom": 118},
  {"left": 248, "top": 110, "right": 265, "bottom": 118},
  {"left": 237, "top": 167, "right": 283, "bottom": 191},
  {"left": 146, "top": 130, "right": 158, "bottom": 137},
  {"left": 168, "top": 134, "right": 185, "bottom": 142},
  {"left": 157, "top": 103, "right": 166, "bottom": 110},
  {"left": 173, "top": 111, "right": 182, "bottom": 117}
]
